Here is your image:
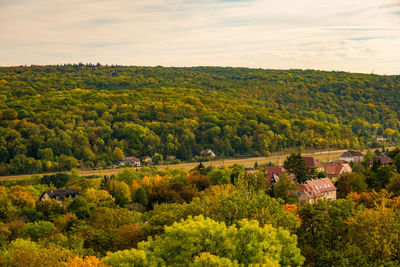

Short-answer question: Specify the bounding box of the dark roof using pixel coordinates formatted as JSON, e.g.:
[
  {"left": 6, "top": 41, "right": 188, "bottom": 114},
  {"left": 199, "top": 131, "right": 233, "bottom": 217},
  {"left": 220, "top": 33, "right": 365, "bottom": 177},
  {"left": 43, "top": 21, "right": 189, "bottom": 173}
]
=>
[
  {"left": 340, "top": 151, "right": 363, "bottom": 157},
  {"left": 369, "top": 156, "right": 394, "bottom": 166},
  {"left": 303, "top": 157, "right": 324, "bottom": 168},
  {"left": 120, "top": 156, "right": 140, "bottom": 162},
  {"left": 40, "top": 188, "right": 80, "bottom": 201}
]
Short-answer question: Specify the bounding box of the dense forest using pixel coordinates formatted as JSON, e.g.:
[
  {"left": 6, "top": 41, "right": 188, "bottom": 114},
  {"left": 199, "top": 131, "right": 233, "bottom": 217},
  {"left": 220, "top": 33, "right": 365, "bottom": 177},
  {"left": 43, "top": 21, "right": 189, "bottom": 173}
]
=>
[{"left": 0, "top": 65, "right": 399, "bottom": 175}]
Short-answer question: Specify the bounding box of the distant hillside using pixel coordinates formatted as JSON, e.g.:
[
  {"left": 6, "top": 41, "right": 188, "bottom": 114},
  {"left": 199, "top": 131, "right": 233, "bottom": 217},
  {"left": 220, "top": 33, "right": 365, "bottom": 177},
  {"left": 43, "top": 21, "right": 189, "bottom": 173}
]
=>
[{"left": 0, "top": 65, "right": 399, "bottom": 174}]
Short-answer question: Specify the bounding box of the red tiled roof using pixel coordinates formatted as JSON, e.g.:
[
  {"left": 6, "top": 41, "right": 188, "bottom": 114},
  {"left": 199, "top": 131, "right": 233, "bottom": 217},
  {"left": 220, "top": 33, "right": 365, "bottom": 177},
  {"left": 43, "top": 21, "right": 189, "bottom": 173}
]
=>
[
  {"left": 265, "top": 166, "right": 286, "bottom": 179},
  {"left": 298, "top": 178, "right": 336, "bottom": 199},
  {"left": 369, "top": 156, "right": 394, "bottom": 166},
  {"left": 120, "top": 156, "right": 140, "bottom": 162},
  {"left": 303, "top": 157, "right": 324, "bottom": 168},
  {"left": 299, "top": 184, "right": 323, "bottom": 198},
  {"left": 323, "top": 164, "right": 344, "bottom": 178},
  {"left": 322, "top": 164, "right": 351, "bottom": 178},
  {"left": 342, "top": 163, "right": 352, "bottom": 173}
]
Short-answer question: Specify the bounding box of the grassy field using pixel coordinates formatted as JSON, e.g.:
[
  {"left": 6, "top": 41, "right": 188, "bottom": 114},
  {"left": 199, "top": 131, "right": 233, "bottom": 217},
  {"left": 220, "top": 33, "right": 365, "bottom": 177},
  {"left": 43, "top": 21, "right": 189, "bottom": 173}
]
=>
[{"left": 0, "top": 149, "right": 352, "bottom": 180}]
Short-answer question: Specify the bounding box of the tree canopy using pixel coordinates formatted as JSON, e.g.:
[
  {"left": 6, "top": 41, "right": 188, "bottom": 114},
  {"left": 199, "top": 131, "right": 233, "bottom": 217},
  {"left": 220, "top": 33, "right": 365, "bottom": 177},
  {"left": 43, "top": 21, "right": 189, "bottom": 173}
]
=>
[{"left": 1, "top": 65, "right": 400, "bottom": 175}]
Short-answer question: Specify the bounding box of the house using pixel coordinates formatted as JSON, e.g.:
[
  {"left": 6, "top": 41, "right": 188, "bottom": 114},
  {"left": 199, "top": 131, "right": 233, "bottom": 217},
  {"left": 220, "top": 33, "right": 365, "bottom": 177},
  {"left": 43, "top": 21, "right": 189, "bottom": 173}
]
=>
[
  {"left": 119, "top": 156, "right": 141, "bottom": 167},
  {"left": 368, "top": 155, "right": 394, "bottom": 167},
  {"left": 265, "top": 166, "right": 295, "bottom": 183},
  {"left": 323, "top": 163, "right": 352, "bottom": 179},
  {"left": 339, "top": 151, "right": 364, "bottom": 163},
  {"left": 303, "top": 157, "right": 325, "bottom": 172},
  {"left": 298, "top": 178, "right": 337, "bottom": 204},
  {"left": 141, "top": 156, "right": 152, "bottom": 165},
  {"left": 200, "top": 149, "right": 216, "bottom": 158},
  {"left": 377, "top": 135, "right": 386, "bottom": 142},
  {"left": 245, "top": 168, "right": 258, "bottom": 175},
  {"left": 167, "top": 155, "right": 177, "bottom": 161},
  {"left": 39, "top": 188, "right": 80, "bottom": 202}
]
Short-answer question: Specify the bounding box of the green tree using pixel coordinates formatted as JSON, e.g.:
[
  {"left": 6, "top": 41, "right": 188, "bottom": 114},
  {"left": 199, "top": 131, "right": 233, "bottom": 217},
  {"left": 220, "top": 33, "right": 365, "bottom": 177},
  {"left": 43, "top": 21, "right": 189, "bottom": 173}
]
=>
[
  {"left": 41, "top": 173, "right": 70, "bottom": 188},
  {"left": 111, "top": 181, "right": 131, "bottom": 207},
  {"left": 103, "top": 215, "right": 304, "bottom": 266},
  {"left": 271, "top": 174, "right": 298, "bottom": 203},
  {"left": 191, "top": 253, "right": 237, "bottom": 266},
  {"left": 209, "top": 168, "right": 231, "bottom": 185},
  {"left": 22, "top": 221, "right": 55, "bottom": 242},
  {"left": 67, "top": 197, "right": 91, "bottom": 219},
  {"left": 296, "top": 199, "right": 360, "bottom": 266},
  {"left": 394, "top": 153, "right": 400, "bottom": 173},
  {"left": 112, "top": 147, "right": 124, "bottom": 162},
  {"left": 134, "top": 187, "right": 147, "bottom": 207},
  {"left": 346, "top": 204, "right": 400, "bottom": 266},
  {"left": 113, "top": 224, "right": 147, "bottom": 250},
  {"left": 367, "top": 165, "right": 395, "bottom": 191},
  {"left": 283, "top": 153, "right": 308, "bottom": 183},
  {"left": 386, "top": 174, "right": 400, "bottom": 197},
  {"left": 37, "top": 148, "right": 54, "bottom": 161},
  {"left": 336, "top": 172, "right": 368, "bottom": 198},
  {"left": 152, "top": 153, "right": 163, "bottom": 165},
  {"left": 0, "top": 198, "right": 18, "bottom": 221}
]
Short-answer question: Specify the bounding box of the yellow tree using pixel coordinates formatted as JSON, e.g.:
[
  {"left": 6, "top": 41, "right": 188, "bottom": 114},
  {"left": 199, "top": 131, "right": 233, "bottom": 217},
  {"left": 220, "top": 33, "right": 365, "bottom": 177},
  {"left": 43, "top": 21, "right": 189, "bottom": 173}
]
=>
[
  {"left": 67, "top": 256, "right": 106, "bottom": 267},
  {"left": 8, "top": 186, "right": 36, "bottom": 208}
]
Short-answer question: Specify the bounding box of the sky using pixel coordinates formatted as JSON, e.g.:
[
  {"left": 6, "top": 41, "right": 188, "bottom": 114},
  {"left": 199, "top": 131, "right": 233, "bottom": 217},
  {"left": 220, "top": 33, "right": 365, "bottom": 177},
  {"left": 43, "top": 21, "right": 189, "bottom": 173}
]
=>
[{"left": 0, "top": 0, "right": 399, "bottom": 74}]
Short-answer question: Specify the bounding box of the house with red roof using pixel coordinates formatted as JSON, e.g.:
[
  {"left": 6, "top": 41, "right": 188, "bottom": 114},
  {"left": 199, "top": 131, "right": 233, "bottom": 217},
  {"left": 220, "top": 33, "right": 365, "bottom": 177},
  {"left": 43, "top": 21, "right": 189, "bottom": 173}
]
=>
[
  {"left": 368, "top": 155, "right": 394, "bottom": 167},
  {"left": 377, "top": 135, "right": 386, "bottom": 142},
  {"left": 119, "top": 156, "right": 141, "bottom": 167},
  {"left": 298, "top": 178, "right": 337, "bottom": 204},
  {"left": 200, "top": 149, "right": 216, "bottom": 158},
  {"left": 265, "top": 166, "right": 295, "bottom": 184},
  {"left": 303, "top": 157, "right": 325, "bottom": 172},
  {"left": 323, "top": 163, "right": 352, "bottom": 179}
]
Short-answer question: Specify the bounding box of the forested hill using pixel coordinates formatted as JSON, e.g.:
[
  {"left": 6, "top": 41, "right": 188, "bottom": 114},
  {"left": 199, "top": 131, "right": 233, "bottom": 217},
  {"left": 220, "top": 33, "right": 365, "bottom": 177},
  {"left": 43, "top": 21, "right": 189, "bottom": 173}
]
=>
[{"left": 0, "top": 65, "right": 399, "bottom": 174}]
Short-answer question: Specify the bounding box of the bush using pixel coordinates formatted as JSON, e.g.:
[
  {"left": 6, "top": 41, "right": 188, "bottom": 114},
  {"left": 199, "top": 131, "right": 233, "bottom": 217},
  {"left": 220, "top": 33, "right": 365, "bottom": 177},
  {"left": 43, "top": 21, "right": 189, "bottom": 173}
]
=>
[
  {"left": 22, "top": 221, "right": 55, "bottom": 242},
  {"left": 208, "top": 168, "right": 231, "bottom": 185}
]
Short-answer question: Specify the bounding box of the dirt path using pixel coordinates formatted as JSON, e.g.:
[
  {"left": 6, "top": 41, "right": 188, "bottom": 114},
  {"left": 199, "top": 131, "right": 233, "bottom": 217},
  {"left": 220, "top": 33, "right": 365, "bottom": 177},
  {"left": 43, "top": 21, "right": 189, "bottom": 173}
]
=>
[{"left": 0, "top": 149, "right": 353, "bottom": 180}]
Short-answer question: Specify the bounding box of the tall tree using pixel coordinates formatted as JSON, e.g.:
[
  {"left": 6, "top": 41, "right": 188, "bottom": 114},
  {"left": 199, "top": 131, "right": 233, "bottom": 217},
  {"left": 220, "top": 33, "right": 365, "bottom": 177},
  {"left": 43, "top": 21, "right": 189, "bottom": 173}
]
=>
[{"left": 283, "top": 153, "right": 308, "bottom": 183}]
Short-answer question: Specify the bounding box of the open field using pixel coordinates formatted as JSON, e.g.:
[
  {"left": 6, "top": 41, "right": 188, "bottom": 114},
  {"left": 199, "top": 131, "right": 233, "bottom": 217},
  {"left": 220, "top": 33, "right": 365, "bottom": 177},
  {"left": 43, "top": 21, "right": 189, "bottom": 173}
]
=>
[{"left": 0, "top": 148, "right": 354, "bottom": 180}]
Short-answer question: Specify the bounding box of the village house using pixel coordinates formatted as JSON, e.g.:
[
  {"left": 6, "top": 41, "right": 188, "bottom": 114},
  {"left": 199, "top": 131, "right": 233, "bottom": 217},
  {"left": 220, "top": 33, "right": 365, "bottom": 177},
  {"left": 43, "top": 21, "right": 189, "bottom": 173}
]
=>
[
  {"left": 245, "top": 168, "right": 258, "bottom": 175},
  {"left": 200, "top": 149, "right": 216, "bottom": 158},
  {"left": 368, "top": 155, "right": 394, "bottom": 167},
  {"left": 298, "top": 178, "right": 337, "bottom": 204},
  {"left": 323, "top": 163, "right": 352, "bottom": 180},
  {"left": 119, "top": 156, "right": 141, "bottom": 167},
  {"left": 141, "top": 156, "right": 152, "bottom": 166},
  {"left": 339, "top": 151, "right": 364, "bottom": 163},
  {"left": 303, "top": 157, "right": 325, "bottom": 172},
  {"left": 39, "top": 188, "right": 80, "bottom": 202},
  {"left": 265, "top": 166, "right": 296, "bottom": 184},
  {"left": 167, "top": 155, "right": 177, "bottom": 161},
  {"left": 377, "top": 135, "right": 386, "bottom": 142}
]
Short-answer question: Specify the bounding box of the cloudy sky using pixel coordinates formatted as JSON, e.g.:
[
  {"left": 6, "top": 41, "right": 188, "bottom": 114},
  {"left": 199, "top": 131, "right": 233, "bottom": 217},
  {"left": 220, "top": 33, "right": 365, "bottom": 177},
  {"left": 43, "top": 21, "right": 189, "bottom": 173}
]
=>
[{"left": 1, "top": 0, "right": 399, "bottom": 74}]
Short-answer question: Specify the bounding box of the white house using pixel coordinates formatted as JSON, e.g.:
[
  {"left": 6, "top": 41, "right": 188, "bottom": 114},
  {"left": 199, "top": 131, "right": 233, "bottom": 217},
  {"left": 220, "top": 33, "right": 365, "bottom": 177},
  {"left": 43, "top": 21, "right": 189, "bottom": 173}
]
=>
[{"left": 339, "top": 151, "right": 364, "bottom": 163}]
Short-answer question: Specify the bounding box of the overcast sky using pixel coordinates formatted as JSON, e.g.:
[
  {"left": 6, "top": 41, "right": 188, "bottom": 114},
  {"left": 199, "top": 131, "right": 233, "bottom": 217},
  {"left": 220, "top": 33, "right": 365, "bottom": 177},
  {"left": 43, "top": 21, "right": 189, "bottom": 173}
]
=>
[{"left": 0, "top": 0, "right": 399, "bottom": 74}]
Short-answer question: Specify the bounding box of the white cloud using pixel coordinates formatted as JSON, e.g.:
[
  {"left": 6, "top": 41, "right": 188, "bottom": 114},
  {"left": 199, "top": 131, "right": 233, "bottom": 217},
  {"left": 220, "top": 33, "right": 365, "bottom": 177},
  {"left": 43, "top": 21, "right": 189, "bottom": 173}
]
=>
[{"left": 0, "top": 0, "right": 399, "bottom": 74}]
